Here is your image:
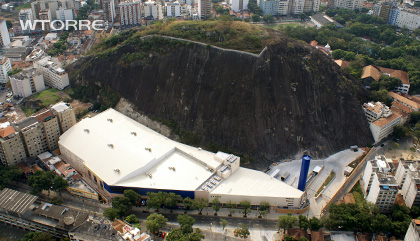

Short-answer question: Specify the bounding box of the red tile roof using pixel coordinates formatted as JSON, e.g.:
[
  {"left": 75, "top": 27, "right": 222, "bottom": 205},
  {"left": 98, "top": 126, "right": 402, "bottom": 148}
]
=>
[{"left": 0, "top": 126, "right": 15, "bottom": 138}]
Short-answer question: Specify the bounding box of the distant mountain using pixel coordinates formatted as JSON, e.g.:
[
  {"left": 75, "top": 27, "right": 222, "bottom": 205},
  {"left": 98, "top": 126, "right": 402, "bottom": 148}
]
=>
[{"left": 66, "top": 21, "right": 373, "bottom": 168}]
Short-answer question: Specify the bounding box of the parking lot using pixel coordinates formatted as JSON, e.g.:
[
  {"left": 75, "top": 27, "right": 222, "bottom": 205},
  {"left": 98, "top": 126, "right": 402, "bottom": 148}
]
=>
[{"left": 267, "top": 149, "right": 364, "bottom": 217}]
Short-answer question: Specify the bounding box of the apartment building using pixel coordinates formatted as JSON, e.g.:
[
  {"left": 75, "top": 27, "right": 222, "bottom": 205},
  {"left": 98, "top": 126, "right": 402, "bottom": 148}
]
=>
[
  {"left": 34, "top": 57, "right": 69, "bottom": 90},
  {"left": 328, "top": 0, "right": 363, "bottom": 10},
  {"left": 0, "top": 125, "right": 27, "bottom": 166},
  {"left": 395, "top": 8, "right": 420, "bottom": 31},
  {"left": 102, "top": 0, "right": 116, "bottom": 24},
  {"left": 361, "top": 156, "right": 397, "bottom": 212},
  {"left": 57, "top": 7, "right": 73, "bottom": 21},
  {"left": 198, "top": 0, "right": 211, "bottom": 19},
  {"left": 166, "top": 1, "right": 181, "bottom": 17},
  {"left": 304, "top": 0, "right": 320, "bottom": 12},
  {"left": 258, "top": 0, "right": 281, "bottom": 15},
  {"left": 369, "top": 112, "right": 402, "bottom": 143},
  {"left": 143, "top": 0, "right": 163, "bottom": 20},
  {"left": 39, "top": 9, "right": 52, "bottom": 32},
  {"left": 231, "top": 0, "right": 249, "bottom": 12},
  {"left": 33, "top": 110, "right": 61, "bottom": 151},
  {"left": 405, "top": 219, "right": 420, "bottom": 241},
  {"left": 19, "top": 9, "right": 34, "bottom": 35},
  {"left": 51, "top": 102, "right": 76, "bottom": 133},
  {"left": 362, "top": 102, "right": 392, "bottom": 124},
  {"left": 0, "top": 20, "right": 10, "bottom": 47},
  {"left": 0, "top": 57, "right": 12, "bottom": 84},
  {"left": 31, "top": 0, "right": 75, "bottom": 20},
  {"left": 119, "top": 0, "right": 142, "bottom": 26},
  {"left": 400, "top": 163, "right": 420, "bottom": 208},
  {"left": 389, "top": 91, "right": 420, "bottom": 112},
  {"left": 10, "top": 68, "right": 45, "bottom": 98},
  {"left": 395, "top": 160, "right": 420, "bottom": 187},
  {"left": 15, "top": 117, "right": 49, "bottom": 157}
]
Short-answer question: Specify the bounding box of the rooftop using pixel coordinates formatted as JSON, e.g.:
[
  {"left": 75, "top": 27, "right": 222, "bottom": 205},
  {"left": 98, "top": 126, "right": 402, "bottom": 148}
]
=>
[
  {"left": 51, "top": 102, "right": 71, "bottom": 112},
  {"left": 33, "top": 202, "right": 89, "bottom": 230},
  {"left": 389, "top": 91, "right": 420, "bottom": 110},
  {"left": 0, "top": 188, "right": 37, "bottom": 215},
  {"left": 70, "top": 218, "right": 120, "bottom": 241},
  {"left": 0, "top": 126, "right": 16, "bottom": 138},
  {"left": 372, "top": 112, "right": 401, "bottom": 127},
  {"left": 361, "top": 65, "right": 382, "bottom": 81}
]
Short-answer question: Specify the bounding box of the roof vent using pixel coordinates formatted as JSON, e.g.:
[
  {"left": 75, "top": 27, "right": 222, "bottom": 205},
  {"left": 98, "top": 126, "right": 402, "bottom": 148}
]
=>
[
  {"left": 145, "top": 173, "right": 152, "bottom": 178},
  {"left": 198, "top": 147, "right": 202, "bottom": 151},
  {"left": 169, "top": 166, "right": 176, "bottom": 171},
  {"left": 84, "top": 129, "right": 90, "bottom": 133},
  {"left": 107, "top": 118, "right": 113, "bottom": 123},
  {"left": 114, "top": 168, "right": 120, "bottom": 172},
  {"left": 145, "top": 147, "right": 152, "bottom": 152},
  {"left": 131, "top": 132, "right": 137, "bottom": 136},
  {"left": 108, "top": 144, "right": 114, "bottom": 148}
]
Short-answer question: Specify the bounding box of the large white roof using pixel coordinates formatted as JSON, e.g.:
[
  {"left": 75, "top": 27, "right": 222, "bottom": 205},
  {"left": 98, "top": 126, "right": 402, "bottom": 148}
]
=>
[
  {"left": 211, "top": 167, "right": 304, "bottom": 198},
  {"left": 58, "top": 109, "right": 221, "bottom": 187}
]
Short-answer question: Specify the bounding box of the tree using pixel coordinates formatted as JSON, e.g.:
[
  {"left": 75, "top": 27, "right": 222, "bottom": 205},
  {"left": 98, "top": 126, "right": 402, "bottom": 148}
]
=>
[
  {"left": 28, "top": 171, "right": 55, "bottom": 195},
  {"left": 112, "top": 196, "right": 133, "bottom": 217},
  {"left": 124, "top": 189, "right": 141, "bottom": 206},
  {"left": 309, "top": 217, "right": 322, "bottom": 231},
  {"left": 51, "top": 196, "right": 63, "bottom": 205},
  {"left": 52, "top": 175, "right": 68, "bottom": 195},
  {"left": 236, "top": 224, "right": 250, "bottom": 237},
  {"left": 252, "top": 14, "right": 260, "bottom": 22},
  {"left": 211, "top": 197, "right": 221, "bottom": 215},
  {"left": 299, "top": 215, "right": 310, "bottom": 230},
  {"left": 178, "top": 214, "right": 195, "bottom": 233},
  {"left": 220, "top": 218, "right": 228, "bottom": 230},
  {"left": 372, "top": 214, "right": 392, "bottom": 234},
  {"left": 183, "top": 197, "right": 194, "bottom": 213},
  {"left": 393, "top": 125, "right": 409, "bottom": 139},
  {"left": 258, "top": 201, "right": 270, "bottom": 218},
  {"left": 192, "top": 198, "right": 208, "bottom": 215},
  {"left": 226, "top": 200, "right": 236, "bottom": 216},
  {"left": 147, "top": 192, "right": 166, "bottom": 211},
  {"left": 240, "top": 200, "right": 251, "bottom": 217},
  {"left": 283, "top": 235, "right": 297, "bottom": 241},
  {"left": 125, "top": 214, "right": 139, "bottom": 224},
  {"left": 299, "top": 13, "right": 306, "bottom": 21},
  {"left": 166, "top": 228, "right": 204, "bottom": 241},
  {"left": 104, "top": 208, "right": 119, "bottom": 221},
  {"left": 277, "top": 213, "right": 298, "bottom": 234},
  {"left": 164, "top": 192, "right": 181, "bottom": 213},
  {"left": 23, "top": 232, "right": 55, "bottom": 241},
  {"left": 299, "top": 237, "right": 309, "bottom": 241},
  {"left": 145, "top": 213, "right": 168, "bottom": 233},
  {"left": 262, "top": 14, "right": 274, "bottom": 23}
]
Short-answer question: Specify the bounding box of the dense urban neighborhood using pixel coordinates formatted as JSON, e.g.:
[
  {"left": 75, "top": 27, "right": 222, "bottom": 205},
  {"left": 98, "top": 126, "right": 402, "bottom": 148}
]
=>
[{"left": 0, "top": 0, "right": 419, "bottom": 239}]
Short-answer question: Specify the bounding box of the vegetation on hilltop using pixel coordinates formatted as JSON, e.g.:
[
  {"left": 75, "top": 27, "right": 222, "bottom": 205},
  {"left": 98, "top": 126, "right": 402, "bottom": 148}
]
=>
[{"left": 90, "top": 20, "right": 279, "bottom": 55}]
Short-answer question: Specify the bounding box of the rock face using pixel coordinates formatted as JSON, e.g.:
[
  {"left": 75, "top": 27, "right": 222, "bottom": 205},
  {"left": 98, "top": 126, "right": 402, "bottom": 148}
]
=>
[{"left": 67, "top": 36, "right": 373, "bottom": 168}]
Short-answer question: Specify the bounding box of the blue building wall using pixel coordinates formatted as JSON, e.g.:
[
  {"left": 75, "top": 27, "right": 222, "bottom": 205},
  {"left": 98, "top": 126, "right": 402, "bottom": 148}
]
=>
[{"left": 297, "top": 155, "right": 311, "bottom": 192}]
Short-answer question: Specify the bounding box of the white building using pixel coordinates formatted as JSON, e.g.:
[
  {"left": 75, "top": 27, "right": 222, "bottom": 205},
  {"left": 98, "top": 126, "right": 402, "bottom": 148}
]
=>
[
  {"left": 119, "top": 0, "right": 142, "bottom": 26},
  {"left": 231, "top": 0, "right": 249, "bottom": 12},
  {"left": 58, "top": 109, "right": 307, "bottom": 210},
  {"left": 291, "top": 0, "right": 305, "bottom": 14},
  {"left": 395, "top": 8, "right": 420, "bottom": 31},
  {"left": 395, "top": 160, "right": 419, "bottom": 187},
  {"left": 405, "top": 219, "right": 420, "bottom": 241},
  {"left": 19, "top": 9, "right": 34, "bottom": 35},
  {"left": 329, "top": 0, "right": 363, "bottom": 10},
  {"left": 51, "top": 102, "right": 76, "bottom": 133},
  {"left": 400, "top": 163, "right": 420, "bottom": 208},
  {"left": 10, "top": 68, "right": 45, "bottom": 98},
  {"left": 369, "top": 112, "right": 402, "bottom": 143},
  {"left": 166, "top": 1, "right": 181, "bottom": 17},
  {"left": 198, "top": 0, "right": 211, "bottom": 19},
  {"left": 362, "top": 102, "right": 392, "bottom": 124},
  {"left": 34, "top": 57, "right": 69, "bottom": 90},
  {"left": 57, "top": 7, "right": 74, "bottom": 21},
  {"left": 143, "top": 0, "right": 163, "bottom": 20},
  {"left": 0, "top": 20, "right": 10, "bottom": 47},
  {"left": 361, "top": 156, "right": 397, "bottom": 212},
  {"left": 0, "top": 57, "right": 12, "bottom": 84}
]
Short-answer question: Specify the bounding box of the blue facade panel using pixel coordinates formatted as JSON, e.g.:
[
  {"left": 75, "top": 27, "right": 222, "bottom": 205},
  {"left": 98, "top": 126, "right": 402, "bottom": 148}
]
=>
[{"left": 297, "top": 155, "right": 311, "bottom": 192}]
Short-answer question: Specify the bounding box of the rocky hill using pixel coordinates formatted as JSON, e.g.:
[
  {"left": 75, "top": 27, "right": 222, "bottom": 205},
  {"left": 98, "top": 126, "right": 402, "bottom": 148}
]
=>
[{"left": 67, "top": 21, "right": 373, "bottom": 168}]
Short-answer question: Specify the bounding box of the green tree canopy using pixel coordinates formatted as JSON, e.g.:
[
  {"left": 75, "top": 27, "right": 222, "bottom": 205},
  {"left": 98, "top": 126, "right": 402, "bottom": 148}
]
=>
[
  {"left": 145, "top": 213, "right": 168, "bottom": 233},
  {"left": 124, "top": 189, "right": 141, "bottom": 206}
]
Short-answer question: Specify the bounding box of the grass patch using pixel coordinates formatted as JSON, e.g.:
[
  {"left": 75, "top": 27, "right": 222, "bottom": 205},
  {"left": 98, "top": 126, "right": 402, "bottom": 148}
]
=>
[
  {"left": 259, "top": 22, "right": 302, "bottom": 31},
  {"left": 30, "top": 88, "right": 61, "bottom": 106},
  {"left": 20, "top": 106, "right": 35, "bottom": 117},
  {"left": 15, "top": 2, "right": 31, "bottom": 11},
  {"left": 315, "top": 171, "right": 336, "bottom": 197},
  {"left": 348, "top": 153, "right": 367, "bottom": 168},
  {"left": 350, "top": 183, "right": 366, "bottom": 205}
]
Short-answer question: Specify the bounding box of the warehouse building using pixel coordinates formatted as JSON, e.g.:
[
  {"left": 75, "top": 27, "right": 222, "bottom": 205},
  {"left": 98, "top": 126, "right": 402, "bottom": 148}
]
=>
[{"left": 59, "top": 109, "right": 308, "bottom": 211}]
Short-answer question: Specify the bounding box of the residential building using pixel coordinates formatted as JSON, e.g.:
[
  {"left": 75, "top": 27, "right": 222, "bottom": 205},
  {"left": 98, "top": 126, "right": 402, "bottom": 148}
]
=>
[
  {"left": 102, "top": 0, "right": 116, "bottom": 24},
  {"left": 198, "top": 0, "right": 211, "bottom": 19},
  {"left": 166, "top": 1, "right": 181, "bottom": 17},
  {"left": 0, "top": 20, "right": 10, "bottom": 47},
  {"left": 34, "top": 57, "right": 69, "bottom": 90},
  {"left": 38, "top": 9, "right": 52, "bottom": 32},
  {"left": 361, "top": 65, "right": 410, "bottom": 94},
  {"left": 19, "top": 9, "right": 34, "bottom": 35},
  {"left": 68, "top": 217, "right": 120, "bottom": 240},
  {"left": 369, "top": 112, "right": 402, "bottom": 143},
  {"left": 33, "top": 109, "right": 61, "bottom": 151},
  {"left": 389, "top": 91, "right": 420, "bottom": 112},
  {"left": 51, "top": 102, "right": 76, "bottom": 133},
  {"left": 362, "top": 102, "right": 392, "bottom": 124},
  {"left": 395, "top": 8, "right": 420, "bottom": 31},
  {"left": 112, "top": 219, "right": 151, "bottom": 241},
  {"left": 405, "top": 219, "right": 420, "bottom": 241},
  {"left": 143, "top": 0, "right": 163, "bottom": 20},
  {"left": 15, "top": 117, "right": 48, "bottom": 157},
  {"left": 395, "top": 160, "right": 420, "bottom": 187},
  {"left": 59, "top": 109, "right": 308, "bottom": 211},
  {"left": 0, "top": 57, "right": 12, "bottom": 84},
  {"left": 290, "top": 0, "right": 305, "bottom": 14},
  {"left": 119, "top": 0, "right": 142, "bottom": 26},
  {"left": 0, "top": 125, "right": 27, "bottom": 166},
  {"left": 258, "top": 0, "right": 281, "bottom": 15},
  {"left": 400, "top": 163, "right": 420, "bottom": 208},
  {"left": 328, "top": 0, "right": 363, "bottom": 10},
  {"left": 361, "top": 156, "right": 397, "bottom": 212},
  {"left": 57, "top": 7, "right": 73, "bottom": 21},
  {"left": 231, "top": 0, "right": 249, "bottom": 12},
  {"left": 304, "top": 0, "right": 320, "bottom": 12},
  {"left": 10, "top": 68, "right": 45, "bottom": 98}
]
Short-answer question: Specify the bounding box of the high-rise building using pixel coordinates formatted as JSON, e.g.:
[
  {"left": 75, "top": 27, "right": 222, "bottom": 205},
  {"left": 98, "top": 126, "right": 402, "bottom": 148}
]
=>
[
  {"left": 328, "top": 0, "right": 363, "bottom": 10},
  {"left": 39, "top": 9, "right": 52, "bottom": 32},
  {"left": 400, "top": 163, "right": 420, "bottom": 208},
  {"left": 0, "top": 20, "right": 10, "bottom": 47},
  {"left": 10, "top": 68, "right": 45, "bottom": 98},
  {"left": 0, "top": 57, "right": 12, "bottom": 84},
  {"left": 102, "top": 0, "right": 116, "bottom": 24},
  {"left": 143, "top": 0, "right": 163, "bottom": 20},
  {"left": 0, "top": 125, "right": 27, "bottom": 166},
  {"left": 405, "top": 219, "right": 420, "bottom": 241},
  {"left": 119, "top": 0, "right": 142, "bottom": 26},
  {"left": 19, "top": 9, "right": 34, "bottom": 35},
  {"left": 34, "top": 57, "right": 69, "bottom": 90},
  {"left": 33, "top": 110, "right": 61, "bottom": 151},
  {"left": 165, "top": 1, "right": 181, "bottom": 17},
  {"left": 198, "top": 0, "right": 211, "bottom": 19},
  {"left": 231, "top": 0, "right": 249, "bottom": 12},
  {"left": 51, "top": 102, "right": 76, "bottom": 133},
  {"left": 57, "top": 7, "right": 73, "bottom": 21}
]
